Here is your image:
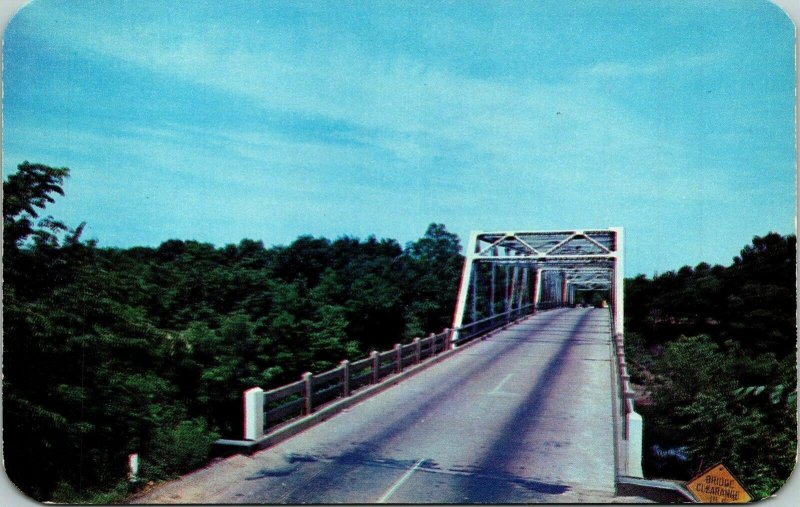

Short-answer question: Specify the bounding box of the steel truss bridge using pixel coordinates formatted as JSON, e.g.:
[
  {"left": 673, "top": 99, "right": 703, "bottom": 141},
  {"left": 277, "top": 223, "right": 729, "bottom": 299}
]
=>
[
  {"left": 452, "top": 228, "right": 624, "bottom": 339},
  {"left": 136, "top": 227, "right": 687, "bottom": 504}
]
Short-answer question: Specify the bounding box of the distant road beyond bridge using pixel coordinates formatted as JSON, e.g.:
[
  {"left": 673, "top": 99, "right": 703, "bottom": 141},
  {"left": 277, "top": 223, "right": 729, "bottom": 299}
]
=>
[{"left": 136, "top": 308, "right": 627, "bottom": 503}]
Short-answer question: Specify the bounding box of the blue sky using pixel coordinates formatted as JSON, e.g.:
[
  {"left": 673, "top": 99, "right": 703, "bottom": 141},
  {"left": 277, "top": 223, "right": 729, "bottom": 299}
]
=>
[{"left": 2, "top": 0, "right": 796, "bottom": 276}]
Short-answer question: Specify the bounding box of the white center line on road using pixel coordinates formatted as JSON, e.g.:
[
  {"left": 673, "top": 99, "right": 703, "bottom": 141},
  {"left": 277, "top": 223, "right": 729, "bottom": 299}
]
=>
[
  {"left": 487, "top": 391, "right": 518, "bottom": 398},
  {"left": 489, "top": 373, "right": 514, "bottom": 394},
  {"left": 377, "top": 458, "right": 425, "bottom": 503}
]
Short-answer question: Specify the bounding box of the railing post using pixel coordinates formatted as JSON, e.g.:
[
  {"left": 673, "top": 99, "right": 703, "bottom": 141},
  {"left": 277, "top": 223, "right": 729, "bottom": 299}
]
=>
[
  {"left": 414, "top": 337, "right": 421, "bottom": 364},
  {"left": 371, "top": 350, "right": 379, "bottom": 384},
  {"left": 244, "top": 387, "right": 264, "bottom": 440},
  {"left": 427, "top": 333, "right": 435, "bottom": 358},
  {"left": 394, "top": 343, "right": 402, "bottom": 373},
  {"left": 302, "top": 372, "right": 313, "bottom": 415},
  {"left": 340, "top": 360, "right": 350, "bottom": 397}
]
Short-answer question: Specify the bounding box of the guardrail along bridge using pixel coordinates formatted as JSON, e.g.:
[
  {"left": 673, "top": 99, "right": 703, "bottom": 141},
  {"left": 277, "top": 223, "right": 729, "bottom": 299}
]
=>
[{"left": 137, "top": 228, "right": 667, "bottom": 504}]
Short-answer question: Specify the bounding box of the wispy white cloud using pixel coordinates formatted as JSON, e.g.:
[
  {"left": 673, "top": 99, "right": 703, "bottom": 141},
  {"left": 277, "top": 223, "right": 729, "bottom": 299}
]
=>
[
  {"left": 11, "top": 4, "right": 731, "bottom": 210},
  {"left": 581, "top": 52, "right": 723, "bottom": 79}
]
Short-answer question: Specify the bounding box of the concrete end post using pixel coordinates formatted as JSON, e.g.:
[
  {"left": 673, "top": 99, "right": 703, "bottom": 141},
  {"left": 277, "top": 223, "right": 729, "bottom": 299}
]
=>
[
  {"left": 414, "top": 337, "right": 421, "bottom": 363},
  {"left": 627, "top": 410, "right": 644, "bottom": 478},
  {"left": 244, "top": 387, "right": 265, "bottom": 440},
  {"left": 128, "top": 453, "right": 139, "bottom": 482}
]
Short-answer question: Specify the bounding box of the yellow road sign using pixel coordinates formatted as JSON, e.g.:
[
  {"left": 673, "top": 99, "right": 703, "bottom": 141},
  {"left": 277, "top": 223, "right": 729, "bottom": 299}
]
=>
[{"left": 686, "top": 463, "right": 752, "bottom": 503}]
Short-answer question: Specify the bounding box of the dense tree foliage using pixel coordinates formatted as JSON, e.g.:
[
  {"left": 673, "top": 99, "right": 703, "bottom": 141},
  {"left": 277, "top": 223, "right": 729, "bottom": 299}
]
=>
[
  {"left": 624, "top": 233, "right": 796, "bottom": 499},
  {"left": 3, "top": 163, "right": 463, "bottom": 502}
]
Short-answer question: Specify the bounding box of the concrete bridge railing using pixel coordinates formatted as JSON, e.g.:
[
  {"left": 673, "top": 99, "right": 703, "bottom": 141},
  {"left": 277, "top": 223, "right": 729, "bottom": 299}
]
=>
[
  {"left": 238, "top": 303, "right": 540, "bottom": 444},
  {"left": 612, "top": 329, "right": 644, "bottom": 478},
  {"left": 612, "top": 325, "right": 698, "bottom": 501}
]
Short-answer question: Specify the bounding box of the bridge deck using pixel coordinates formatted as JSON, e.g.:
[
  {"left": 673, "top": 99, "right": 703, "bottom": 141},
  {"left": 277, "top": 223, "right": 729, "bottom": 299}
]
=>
[{"left": 136, "top": 308, "right": 618, "bottom": 503}]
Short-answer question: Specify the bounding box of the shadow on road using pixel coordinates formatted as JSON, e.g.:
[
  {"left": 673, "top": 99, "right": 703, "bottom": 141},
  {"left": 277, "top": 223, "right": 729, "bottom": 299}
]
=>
[{"left": 462, "top": 310, "right": 598, "bottom": 502}]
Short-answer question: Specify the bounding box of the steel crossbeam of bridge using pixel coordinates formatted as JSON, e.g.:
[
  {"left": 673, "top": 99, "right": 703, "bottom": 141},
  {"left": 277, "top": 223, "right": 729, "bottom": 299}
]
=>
[{"left": 452, "top": 228, "right": 624, "bottom": 341}]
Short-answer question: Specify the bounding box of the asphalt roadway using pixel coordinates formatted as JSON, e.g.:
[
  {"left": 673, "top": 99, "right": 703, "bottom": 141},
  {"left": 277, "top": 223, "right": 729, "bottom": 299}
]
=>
[{"left": 136, "top": 307, "right": 620, "bottom": 504}]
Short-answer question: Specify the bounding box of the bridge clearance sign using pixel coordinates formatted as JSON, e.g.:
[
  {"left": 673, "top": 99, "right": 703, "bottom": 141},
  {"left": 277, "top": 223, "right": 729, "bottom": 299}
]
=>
[{"left": 686, "top": 463, "right": 752, "bottom": 503}]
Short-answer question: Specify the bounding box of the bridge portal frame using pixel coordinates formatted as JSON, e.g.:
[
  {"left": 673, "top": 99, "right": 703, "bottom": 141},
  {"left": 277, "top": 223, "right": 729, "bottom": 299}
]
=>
[{"left": 452, "top": 227, "right": 624, "bottom": 341}]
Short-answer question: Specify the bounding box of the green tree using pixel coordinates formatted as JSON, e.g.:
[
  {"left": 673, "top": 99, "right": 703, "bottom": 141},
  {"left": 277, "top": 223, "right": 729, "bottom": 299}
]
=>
[
  {"left": 3, "top": 164, "right": 473, "bottom": 501},
  {"left": 627, "top": 233, "right": 796, "bottom": 498},
  {"left": 3, "top": 161, "right": 70, "bottom": 251},
  {"left": 400, "top": 223, "right": 463, "bottom": 338}
]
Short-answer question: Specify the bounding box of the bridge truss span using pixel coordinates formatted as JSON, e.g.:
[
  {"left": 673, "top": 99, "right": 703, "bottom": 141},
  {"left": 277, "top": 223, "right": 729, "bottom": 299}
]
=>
[{"left": 452, "top": 228, "right": 625, "bottom": 342}]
